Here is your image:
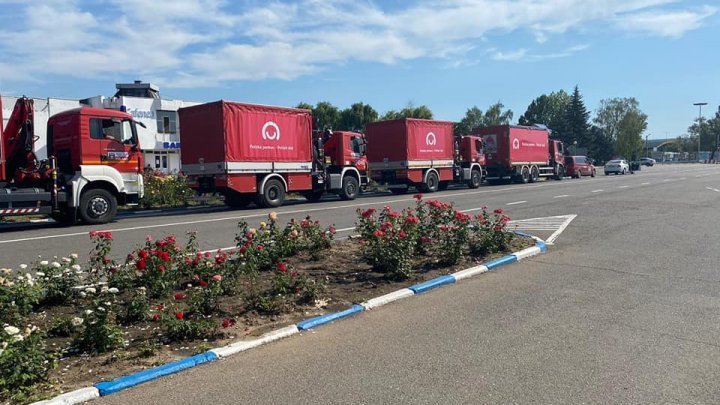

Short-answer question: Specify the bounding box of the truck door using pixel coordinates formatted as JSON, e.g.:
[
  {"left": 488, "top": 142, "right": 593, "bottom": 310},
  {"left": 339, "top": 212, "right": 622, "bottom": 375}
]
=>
[{"left": 87, "top": 117, "right": 142, "bottom": 173}]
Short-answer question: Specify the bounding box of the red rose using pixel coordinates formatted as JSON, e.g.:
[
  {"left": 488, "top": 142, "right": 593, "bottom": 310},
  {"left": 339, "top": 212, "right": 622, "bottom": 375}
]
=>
[
  {"left": 136, "top": 259, "right": 147, "bottom": 270},
  {"left": 257, "top": 245, "right": 265, "bottom": 251},
  {"left": 175, "top": 311, "right": 184, "bottom": 320},
  {"left": 138, "top": 249, "right": 148, "bottom": 259},
  {"left": 222, "top": 318, "right": 235, "bottom": 328},
  {"left": 398, "top": 230, "right": 407, "bottom": 239},
  {"left": 174, "top": 293, "right": 186, "bottom": 300},
  {"left": 290, "top": 271, "right": 298, "bottom": 278},
  {"left": 413, "top": 193, "right": 423, "bottom": 201},
  {"left": 156, "top": 303, "right": 164, "bottom": 311},
  {"left": 493, "top": 208, "right": 504, "bottom": 214},
  {"left": 89, "top": 230, "right": 98, "bottom": 237},
  {"left": 127, "top": 253, "right": 135, "bottom": 261},
  {"left": 373, "top": 230, "right": 385, "bottom": 237},
  {"left": 152, "top": 314, "right": 161, "bottom": 322},
  {"left": 277, "top": 262, "right": 287, "bottom": 273},
  {"left": 329, "top": 226, "right": 336, "bottom": 235},
  {"left": 361, "top": 208, "right": 376, "bottom": 218},
  {"left": 200, "top": 280, "right": 208, "bottom": 287},
  {"left": 158, "top": 265, "right": 165, "bottom": 273}
]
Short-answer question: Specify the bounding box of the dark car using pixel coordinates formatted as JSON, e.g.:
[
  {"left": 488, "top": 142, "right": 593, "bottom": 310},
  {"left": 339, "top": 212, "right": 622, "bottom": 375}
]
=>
[{"left": 565, "top": 155, "right": 596, "bottom": 178}]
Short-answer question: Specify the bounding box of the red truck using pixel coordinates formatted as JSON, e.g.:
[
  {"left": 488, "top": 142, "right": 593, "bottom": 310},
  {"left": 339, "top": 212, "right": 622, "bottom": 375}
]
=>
[
  {"left": 178, "top": 101, "right": 367, "bottom": 208},
  {"left": 471, "top": 125, "right": 566, "bottom": 184},
  {"left": 0, "top": 96, "right": 145, "bottom": 224},
  {"left": 365, "top": 118, "right": 484, "bottom": 193}
]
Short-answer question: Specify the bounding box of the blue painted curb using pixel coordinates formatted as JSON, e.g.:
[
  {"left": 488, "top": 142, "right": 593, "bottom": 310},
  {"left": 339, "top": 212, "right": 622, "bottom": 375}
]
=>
[
  {"left": 484, "top": 255, "right": 518, "bottom": 270},
  {"left": 95, "top": 351, "right": 218, "bottom": 396},
  {"left": 297, "top": 304, "right": 365, "bottom": 331},
  {"left": 535, "top": 240, "right": 547, "bottom": 252},
  {"left": 409, "top": 274, "right": 456, "bottom": 294}
]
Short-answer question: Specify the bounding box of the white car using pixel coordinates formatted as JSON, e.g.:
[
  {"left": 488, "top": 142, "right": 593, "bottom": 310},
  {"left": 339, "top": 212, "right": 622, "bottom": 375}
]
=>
[{"left": 604, "top": 159, "right": 630, "bottom": 175}]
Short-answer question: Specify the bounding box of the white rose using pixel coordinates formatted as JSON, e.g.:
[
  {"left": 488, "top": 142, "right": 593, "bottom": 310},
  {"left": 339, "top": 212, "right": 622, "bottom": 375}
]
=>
[
  {"left": 79, "top": 291, "right": 87, "bottom": 298},
  {"left": 62, "top": 257, "right": 71, "bottom": 263},
  {"left": 70, "top": 254, "right": 79, "bottom": 259},
  {"left": 35, "top": 272, "right": 45, "bottom": 277},
  {"left": 103, "top": 301, "right": 111, "bottom": 307},
  {"left": 72, "top": 264, "right": 81, "bottom": 271},
  {"left": 100, "top": 286, "right": 109, "bottom": 293},
  {"left": 51, "top": 262, "right": 61, "bottom": 268},
  {"left": 84, "top": 309, "right": 93, "bottom": 315},
  {"left": 71, "top": 317, "right": 84, "bottom": 327},
  {"left": 19, "top": 264, "right": 27, "bottom": 270},
  {"left": 40, "top": 260, "right": 49, "bottom": 266},
  {"left": 108, "top": 288, "right": 119, "bottom": 294},
  {"left": 3, "top": 326, "right": 20, "bottom": 336},
  {"left": 0, "top": 268, "right": 10, "bottom": 274},
  {"left": 85, "top": 287, "right": 96, "bottom": 294},
  {"left": 97, "top": 306, "right": 106, "bottom": 312}
]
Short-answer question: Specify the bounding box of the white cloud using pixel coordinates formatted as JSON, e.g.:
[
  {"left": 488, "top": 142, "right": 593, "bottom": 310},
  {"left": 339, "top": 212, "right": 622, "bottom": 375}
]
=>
[{"left": 0, "top": 0, "right": 716, "bottom": 87}]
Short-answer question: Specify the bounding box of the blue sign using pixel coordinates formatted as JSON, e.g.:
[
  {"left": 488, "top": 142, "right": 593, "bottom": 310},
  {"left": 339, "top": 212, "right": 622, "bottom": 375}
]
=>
[{"left": 163, "top": 142, "right": 181, "bottom": 149}]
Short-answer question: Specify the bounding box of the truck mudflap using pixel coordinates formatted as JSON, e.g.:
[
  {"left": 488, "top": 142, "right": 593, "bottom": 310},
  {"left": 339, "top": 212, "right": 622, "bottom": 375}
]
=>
[{"left": 0, "top": 207, "right": 51, "bottom": 215}]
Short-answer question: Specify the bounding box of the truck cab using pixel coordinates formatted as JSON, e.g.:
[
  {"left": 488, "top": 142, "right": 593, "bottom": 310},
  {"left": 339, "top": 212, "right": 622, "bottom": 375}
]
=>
[
  {"left": 1, "top": 97, "right": 144, "bottom": 225},
  {"left": 452, "top": 135, "right": 485, "bottom": 189},
  {"left": 308, "top": 129, "right": 368, "bottom": 201}
]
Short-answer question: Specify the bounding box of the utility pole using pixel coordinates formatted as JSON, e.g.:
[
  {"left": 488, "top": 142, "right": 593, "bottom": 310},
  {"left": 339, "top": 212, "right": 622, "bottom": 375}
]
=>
[{"left": 694, "top": 102, "right": 707, "bottom": 162}]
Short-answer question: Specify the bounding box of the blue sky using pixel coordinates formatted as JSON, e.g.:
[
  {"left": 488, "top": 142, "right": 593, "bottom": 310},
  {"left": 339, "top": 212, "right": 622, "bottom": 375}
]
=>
[{"left": 0, "top": 0, "right": 718, "bottom": 139}]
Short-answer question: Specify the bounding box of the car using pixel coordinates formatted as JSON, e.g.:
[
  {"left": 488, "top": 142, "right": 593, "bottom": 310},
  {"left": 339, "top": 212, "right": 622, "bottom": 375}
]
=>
[
  {"left": 604, "top": 159, "right": 630, "bottom": 175},
  {"left": 640, "top": 157, "right": 656, "bottom": 166},
  {"left": 565, "top": 155, "right": 596, "bottom": 178}
]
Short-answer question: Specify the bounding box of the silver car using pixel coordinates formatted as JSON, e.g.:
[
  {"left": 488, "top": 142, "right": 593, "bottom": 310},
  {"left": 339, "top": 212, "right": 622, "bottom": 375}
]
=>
[{"left": 604, "top": 159, "right": 630, "bottom": 175}]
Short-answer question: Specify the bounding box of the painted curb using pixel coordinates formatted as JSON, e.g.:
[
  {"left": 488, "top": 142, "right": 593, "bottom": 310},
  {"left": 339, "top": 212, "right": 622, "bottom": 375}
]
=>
[
  {"left": 210, "top": 325, "right": 299, "bottom": 358},
  {"left": 484, "top": 255, "right": 518, "bottom": 269},
  {"left": 95, "top": 351, "right": 218, "bottom": 396},
  {"left": 408, "top": 275, "right": 456, "bottom": 294},
  {"left": 513, "top": 246, "right": 542, "bottom": 261},
  {"left": 450, "top": 264, "right": 490, "bottom": 281},
  {"left": 33, "top": 387, "right": 99, "bottom": 405},
  {"left": 296, "top": 304, "right": 365, "bottom": 331},
  {"left": 36, "top": 239, "right": 548, "bottom": 404},
  {"left": 361, "top": 288, "right": 414, "bottom": 310}
]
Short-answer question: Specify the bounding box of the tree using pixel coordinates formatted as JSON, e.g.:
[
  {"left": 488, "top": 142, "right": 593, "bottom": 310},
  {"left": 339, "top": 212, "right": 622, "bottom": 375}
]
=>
[
  {"left": 687, "top": 110, "right": 720, "bottom": 159},
  {"left": 381, "top": 103, "right": 433, "bottom": 120},
  {"left": 594, "top": 97, "right": 642, "bottom": 142},
  {"left": 588, "top": 125, "right": 614, "bottom": 163},
  {"left": 559, "top": 86, "right": 591, "bottom": 148},
  {"left": 615, "top": 109, "right": 648, "bottom": 160},
  {"left": 338, "top": 102, "right": 378, "bottom": 132},
  {"left": 295, "top": 101, "right": 340, "bottom": 131},
  {"left": 454, "top": 102, "right": 513, "bottom": 136},
  {"left": 518, "top": 90, "right": 570, "bottom": 132}
]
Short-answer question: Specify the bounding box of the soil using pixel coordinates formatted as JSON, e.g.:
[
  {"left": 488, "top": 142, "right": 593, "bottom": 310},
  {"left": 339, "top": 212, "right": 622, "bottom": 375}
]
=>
[{"left": 31, "top": 236, "right": 535, "bottom": 402}]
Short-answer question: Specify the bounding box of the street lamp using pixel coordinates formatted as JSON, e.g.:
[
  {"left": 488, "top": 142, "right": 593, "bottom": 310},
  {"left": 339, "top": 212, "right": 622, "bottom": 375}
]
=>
[
  {"left": 694, "top": 102, "right": 707, "bottom": 161},
  {"left": 645, "top": 134, "right": 650, "bottom": 158}
]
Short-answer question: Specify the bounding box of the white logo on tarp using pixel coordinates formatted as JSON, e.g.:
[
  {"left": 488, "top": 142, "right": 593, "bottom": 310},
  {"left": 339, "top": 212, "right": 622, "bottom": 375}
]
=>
[
  {"left": 262, "top": 121, "right": 281, "bottom": 141},
  {"left": 512, "top": 138, "right": 520, "bottom": 150},
  {"left": 426, "top": 132, "right": 437, "bottom": 146}
]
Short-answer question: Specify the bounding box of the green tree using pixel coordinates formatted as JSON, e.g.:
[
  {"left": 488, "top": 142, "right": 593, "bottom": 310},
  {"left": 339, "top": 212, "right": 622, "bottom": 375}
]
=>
[
  {"left": 615, "top": 109, "right": 648, "bottom": 160},
  {"left": 559, "top": 86, "right": 591, "bottom": 148},
  {"left": 296, "top": 101, "right": 340, "bottom": 131},
  {"left": 588, "top": 125, "right": 614, "bottom": 162},
  {"left": 338, "top": 102, "right": 379, "bottom": 132},
  {"left": 454, "top": 102, "right": 513, "bottom": 136},
  {"left": 518, "top": 90, "right": 570, "bottom": 131},
  {"left": 687, "top": 110, "right": 720, "bottom": 159},
  {"left": 381, "top": 103, "right": 433, "bottom": 120}
]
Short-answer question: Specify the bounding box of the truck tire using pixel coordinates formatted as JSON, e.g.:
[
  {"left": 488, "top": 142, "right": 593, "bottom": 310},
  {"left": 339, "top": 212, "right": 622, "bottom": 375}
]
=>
[
  {"left": 467, "top": 168, "right": 482, "bottom": 189},
  {"left": 421, "top": 171, "right": 439, "bottom": 193},
  {"left": 339, "top": 176, "right": 359, "bottom": 200},
  {"left": 302, "top": 190, "right": 324, "bottom": 203},
  {"left": 79, "top": 189, "right": 117, "bottom": 225},
  {"left": 530, "top": 166, "right": 539, "bottom": 183},
  {"left": 519, "top": 166, "right": 530, "bottom": 184},
  {"left": 257, "top": 178, "right": 285, "bottom": 208}
]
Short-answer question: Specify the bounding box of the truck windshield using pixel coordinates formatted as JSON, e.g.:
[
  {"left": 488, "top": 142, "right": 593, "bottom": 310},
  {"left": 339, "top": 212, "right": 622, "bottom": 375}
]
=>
[{"left": 90, "top": 118, "right": 135, "bottom": 144}]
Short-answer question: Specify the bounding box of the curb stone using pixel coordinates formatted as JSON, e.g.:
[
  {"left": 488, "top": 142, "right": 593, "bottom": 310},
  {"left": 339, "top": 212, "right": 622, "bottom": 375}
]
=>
[{"left": 33, "top": 237, "right": 547, "bottom": 405}]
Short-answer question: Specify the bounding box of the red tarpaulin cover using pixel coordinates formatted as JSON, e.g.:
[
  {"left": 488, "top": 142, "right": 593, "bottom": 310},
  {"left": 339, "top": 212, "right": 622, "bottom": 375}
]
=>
[
  {"left": 472, "top": 125, "right": 550, "bottom": 165},
  {"left": 179, "top": 101, "right": 312, "bottom": 165},
  {"left": 365, "top": 119, "right": 454, "bottom": 162}
]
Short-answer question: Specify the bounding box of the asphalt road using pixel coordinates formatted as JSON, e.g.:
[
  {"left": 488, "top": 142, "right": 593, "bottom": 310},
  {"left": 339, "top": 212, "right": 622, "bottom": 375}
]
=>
[
  {"left": 54, "top": 163, "right": 716, "bottom": 404},
  {"left": 2, "top": 164, "right": 716, "bottom": 268}
]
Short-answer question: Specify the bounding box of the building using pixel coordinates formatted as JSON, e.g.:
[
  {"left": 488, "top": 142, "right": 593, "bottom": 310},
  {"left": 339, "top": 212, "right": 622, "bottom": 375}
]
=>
[
  {"left": 2, "top": 81, "right": 200, "bottom": 173},
  {"left": 81, "top": 81, "right": 200, "bottom": 172}
]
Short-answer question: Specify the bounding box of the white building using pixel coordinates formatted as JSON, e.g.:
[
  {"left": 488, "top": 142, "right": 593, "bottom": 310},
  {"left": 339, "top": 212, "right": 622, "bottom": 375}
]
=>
[{"left": 2, "top": 81, "right": 200, "bottom": 173}]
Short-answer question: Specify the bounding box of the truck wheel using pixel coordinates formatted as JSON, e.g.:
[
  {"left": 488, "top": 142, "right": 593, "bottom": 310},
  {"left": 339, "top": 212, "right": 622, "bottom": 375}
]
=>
[
  {"left": 302, "top": 190, "right": 324, "bottom": 203},
  {"left": 339, "top": 176, "right": 359, "bottom": 200},
  {"left": 225, "top": 193, "right": 252, "bottom": 209},
  {"left": 530, "top": 166, "right": 539, "bottom": 183},
  {"left": 79, "top": 189, "right": 117, "bottom": 225},
  {"left": 520, "top": 166, "right": 530, "bottom": 184},
  {"left": 422, "top": 171, "right": 439, "bottom": 193},
  {"left": 258, "top": 178, "right": 285, "bottom": 208},
  {"left": 467, "top": 169, "right": 482, "bottom": 189}
]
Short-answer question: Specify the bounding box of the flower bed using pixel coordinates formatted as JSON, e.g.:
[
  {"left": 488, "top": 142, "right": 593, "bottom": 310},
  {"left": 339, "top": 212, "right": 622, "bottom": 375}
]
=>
[{"left": 0, "top": 195, "right": 532, "bottom": 404}]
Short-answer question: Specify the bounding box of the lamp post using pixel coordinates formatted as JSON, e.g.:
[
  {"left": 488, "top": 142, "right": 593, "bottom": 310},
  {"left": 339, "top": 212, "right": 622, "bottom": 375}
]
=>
[
  {"left": 645, "top": 134, "right": 650, "bottom": 158},
  {"left": 694, "top": 102, "right": 707, "bottom": 161}
]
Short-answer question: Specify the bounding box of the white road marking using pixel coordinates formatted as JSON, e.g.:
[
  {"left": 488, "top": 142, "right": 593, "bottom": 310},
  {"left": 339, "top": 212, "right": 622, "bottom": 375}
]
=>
[
  {"left": 663, "top": 179, "right": 671, "bottom": 182},
  {"left": 618, "top": 185, "right": 630, "bottom": 188},
  {"left": 546, "top": 215, "right": 578, "bottom": 245},
  {"left": 506, "top": 201, "right": 527, "bottom": 205},
  {"left": 554, "top": 195, "right": 570, "bottom": 198},
  {"left": 706, "top": 187, "right": 720, "bottom": 193},
  {"left": 509, "top": 214, "right": 577, "bottom": 245},
  {"left": 591, "top": 189, "right": 604, "bottom": 193},
  {"left": 641, "top": 182, "right": 651, "bottom": 185}
]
